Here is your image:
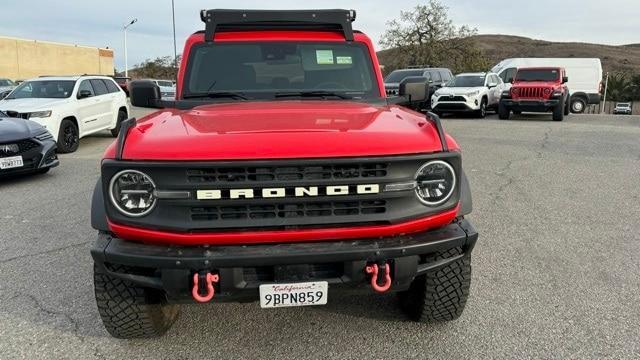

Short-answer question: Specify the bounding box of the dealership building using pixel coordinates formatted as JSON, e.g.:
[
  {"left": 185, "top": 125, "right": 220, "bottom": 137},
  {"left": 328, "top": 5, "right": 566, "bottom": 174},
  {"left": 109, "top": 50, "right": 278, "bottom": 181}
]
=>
[{"left": 0, "top": 35, "right": 114, "bottom": 80}]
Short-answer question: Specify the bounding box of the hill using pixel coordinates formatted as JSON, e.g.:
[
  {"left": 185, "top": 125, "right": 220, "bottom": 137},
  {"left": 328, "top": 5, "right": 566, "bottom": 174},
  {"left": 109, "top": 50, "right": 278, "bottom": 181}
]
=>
[{"left": 378, "top": 35, "right": 640, "bottom": 74}]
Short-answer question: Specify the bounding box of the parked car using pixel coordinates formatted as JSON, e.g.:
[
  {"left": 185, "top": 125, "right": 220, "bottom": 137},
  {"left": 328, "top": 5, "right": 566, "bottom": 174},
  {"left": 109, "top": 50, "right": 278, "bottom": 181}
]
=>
[
  {"left": 0, "top": 78, "right": 16, "bottom": 99},
  {"left": 0, "top": 112, "right": 59, "bottom": 177},
  {"left": 90, "top": 8, "right": 477, "bottom": 339},
  {"left": 113, "top": 76, "right": 131, "bottom": 96},
  {"left": 431, "top": 72, "right": 505, "bottom": 118},
  {"left": 498, "top": 67, "right": 570, "bottom": 121},
  {"left": 148, "top": 79, "right": 176, "bottom": 100},
  {"left": 0, "top": 75, "right": 129, "bottom": 153},
  {"left": 384, "top": 67, "right": 453, "bottom": 107},
  {"left": 613, "top": 102, "right": 632, "bottom": 115},
  {"left": 492, "top": 58, "right": 602, "bottom": 114}
]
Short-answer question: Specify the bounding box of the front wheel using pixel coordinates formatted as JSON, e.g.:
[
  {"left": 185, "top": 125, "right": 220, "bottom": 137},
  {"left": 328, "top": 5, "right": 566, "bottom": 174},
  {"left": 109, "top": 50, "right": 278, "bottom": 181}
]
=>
[
  {"left": 398, "top": 248, "right": 471, "bottom": 322},
  {"left": 564, "top": 96, "right": 571, "bottom": 116},
  {"left": 498, "top": 102, "right": 510, "bottom": 119},
  {"left": 553, "top": 101, "right": 565, "bottom": 121},
  {"left": 94, "top": 264, "right": 179, "bottom": 339},
  {"left": 475, "top": 98, "right": 487, "bottom": 118},
  {"left": 56, "top": 119, "right": 79, "bottom": 153}
]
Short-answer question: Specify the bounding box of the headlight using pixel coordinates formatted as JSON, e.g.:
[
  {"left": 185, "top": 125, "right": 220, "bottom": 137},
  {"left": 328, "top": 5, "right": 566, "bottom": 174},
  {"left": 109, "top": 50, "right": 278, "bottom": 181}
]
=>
[
  {"left": 109, "top": 170, "right": 157, "bottom": 217},
  {"left": 29, "top": 110, "right": 52, "bottom": 118},
  {"left": 465, "top": 90, "right": 480, "bottom": 97},
  {"left": 552, "top": 91, "right": 562, "bottom": 97},
  {"left": 414, "top": 160, "right": 456, "bottom": 206}
]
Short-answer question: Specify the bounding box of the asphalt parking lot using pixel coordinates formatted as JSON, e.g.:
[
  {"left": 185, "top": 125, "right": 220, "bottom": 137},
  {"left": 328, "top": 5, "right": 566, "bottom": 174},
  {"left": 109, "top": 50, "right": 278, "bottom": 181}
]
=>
[{"left": 1, "top": 109, "right": 639, "bottom": 359}]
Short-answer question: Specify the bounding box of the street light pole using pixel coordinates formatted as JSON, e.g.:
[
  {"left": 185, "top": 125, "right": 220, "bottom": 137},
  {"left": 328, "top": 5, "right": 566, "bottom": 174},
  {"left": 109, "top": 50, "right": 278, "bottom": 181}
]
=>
[
  {"left": 123, "top": 18, "right": 138, "bottom": 78},
  {"left": 171, "top": 0, "right": 178, "bottom": 73}
]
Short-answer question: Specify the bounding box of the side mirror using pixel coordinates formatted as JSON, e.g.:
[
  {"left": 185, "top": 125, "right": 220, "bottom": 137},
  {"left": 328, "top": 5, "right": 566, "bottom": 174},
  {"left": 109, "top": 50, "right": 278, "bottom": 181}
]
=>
[
  {"left": 398, "top": 76, "right": 428, "bottom": 106},
  {"left": 487, "top": 83, "right": 498, "bottom": 89},
  {"left": 562, "top": 76, "right": 569, "bottom": 84},
  {"left": 130, "top": 80, "right": 162, "bottom": 108},
  {"left": 77, "top": 90, "right": 93, "bottom": 99}
]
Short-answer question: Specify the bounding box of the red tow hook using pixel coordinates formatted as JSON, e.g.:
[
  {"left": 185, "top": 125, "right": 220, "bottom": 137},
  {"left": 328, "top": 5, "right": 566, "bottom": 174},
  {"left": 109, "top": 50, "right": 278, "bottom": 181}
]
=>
[
  {"left": 365, "top": 262, "right": 392, "bottom": 293},
  {"left": 191, "top": 272, "right": 219, "bottom": 303}
]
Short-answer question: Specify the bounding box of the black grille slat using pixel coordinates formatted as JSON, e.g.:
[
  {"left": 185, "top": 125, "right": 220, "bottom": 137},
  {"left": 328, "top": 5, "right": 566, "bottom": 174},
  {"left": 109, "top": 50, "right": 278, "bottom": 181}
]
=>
[
  {"left": 187, "top": 163, "right": 388, "bottom": 184},
  {"left": 191, "top": 200, "right": 388, "bottom": 222},
  {"left": 0, "top": 139, "right": 39, "bottom": 157}
]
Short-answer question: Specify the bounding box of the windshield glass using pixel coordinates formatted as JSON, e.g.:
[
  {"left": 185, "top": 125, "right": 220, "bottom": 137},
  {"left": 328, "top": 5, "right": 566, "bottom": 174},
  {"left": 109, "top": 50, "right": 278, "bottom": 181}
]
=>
[
  {"left": 6, "top": 80, "right": 75, "bottom": 99},
  {"left": 447, "top": 75, "right": 485, "bottom": 87},
  {"left": 184, "top": 42, "right": 380, "bottom": 100},
  {"left": 515, "top": 69, "right": 559, "bottom": 82},
  {"left": 384, "top": 70, "right": 423, "bottom": 83},
  {"left": 617, "top": 103, "right": 631, "bottom": 107},
  {"left": 0, "top": 79, "right": 15, "bottom": 87}
]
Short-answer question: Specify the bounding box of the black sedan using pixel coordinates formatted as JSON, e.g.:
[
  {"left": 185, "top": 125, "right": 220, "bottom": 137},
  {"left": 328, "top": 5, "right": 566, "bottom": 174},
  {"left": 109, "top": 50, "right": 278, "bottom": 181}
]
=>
[{"left": 0, "top": 112, "right": 59, "bottom": 177}]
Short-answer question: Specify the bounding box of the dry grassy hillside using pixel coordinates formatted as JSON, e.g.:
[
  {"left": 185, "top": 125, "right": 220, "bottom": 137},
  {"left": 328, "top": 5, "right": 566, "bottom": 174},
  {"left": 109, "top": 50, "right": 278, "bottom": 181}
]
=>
[{"left": 378, "top": 35, "right": 640, "bottom": 74}]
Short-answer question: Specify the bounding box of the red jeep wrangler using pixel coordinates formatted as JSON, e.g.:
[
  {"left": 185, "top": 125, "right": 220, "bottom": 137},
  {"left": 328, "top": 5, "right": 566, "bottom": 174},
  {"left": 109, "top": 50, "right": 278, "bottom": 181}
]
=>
[
  {"left": 90, "top": 9, "right": 477, "bottom": 338},
  {"left": 498, "top": 67, "right": 570, "bottom": 121}
]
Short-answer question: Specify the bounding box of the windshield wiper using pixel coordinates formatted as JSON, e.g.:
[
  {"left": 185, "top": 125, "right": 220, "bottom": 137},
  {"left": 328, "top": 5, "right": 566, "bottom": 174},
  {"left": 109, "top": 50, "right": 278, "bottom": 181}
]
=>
[
  {"left": 274, "top": 91, "right": 353, "bottom": 100},
  {"left": 183, "top": 91, "right": 250, "bottom": 100}
]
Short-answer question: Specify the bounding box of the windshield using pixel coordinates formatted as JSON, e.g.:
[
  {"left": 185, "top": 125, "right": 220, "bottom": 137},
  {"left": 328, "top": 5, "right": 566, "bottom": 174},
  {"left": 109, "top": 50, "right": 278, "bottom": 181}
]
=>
[
  {"left": 184, "top": 42, "right": 380, "bottom": 100},
  {"left": 447, "top": 75, "right": 485, "bottom": 87},
  {"left": 515, "top": 69, "right": 559, "bottom": 82},
  {"left": 384, "top": 70, "right": 424, "bottom": 83},
  {"left": 617, "top": 103, "right": 631, "bottom": 107},
  {"left": 0, "top": 79, "right": 15, "bottom": 87},
  {"left": 6, "top": 80, "right": 76, "bottom": 99}
]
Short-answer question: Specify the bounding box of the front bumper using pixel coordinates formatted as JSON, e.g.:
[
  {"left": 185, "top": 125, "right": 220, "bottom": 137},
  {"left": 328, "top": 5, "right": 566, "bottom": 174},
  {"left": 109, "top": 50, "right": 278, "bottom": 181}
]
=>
[
  {"left": 0, "top": 138, "right": 58, "bottom": 177},
  {"left": 91, "top": 219, "right": 478, "bottom": 302},
  {"left": 431, "top": 95, "right": 481, "bottom": 112},
  {"left": 501, "top": 98, "right": 560, "bottom": 112}
]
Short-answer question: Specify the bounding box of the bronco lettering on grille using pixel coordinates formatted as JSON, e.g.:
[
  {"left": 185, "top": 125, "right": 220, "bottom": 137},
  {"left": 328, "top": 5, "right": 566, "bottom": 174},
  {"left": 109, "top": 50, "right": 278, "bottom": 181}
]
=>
[{"left": 196, "top": 184, "right": 380, "bottom": 200}]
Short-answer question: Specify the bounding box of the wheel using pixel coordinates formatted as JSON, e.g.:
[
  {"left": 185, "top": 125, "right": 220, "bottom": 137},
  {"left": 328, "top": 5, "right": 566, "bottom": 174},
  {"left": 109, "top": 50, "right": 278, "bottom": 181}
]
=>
[
  {"left": 56, "top": 119, "right": 79, "bottom": 153},
  {"left": 564, "top": 96, "right": 571, "bottom": 116},
  {"left": 110, "top": 110, "right": 128, "bottom": 137},
  {"left": 498, "top": 102, "right": 510, "bottom": 119},
  {"left": 475, "top": 97, "right": 487, "bottom": 118},
  {"left": 94, "top": 264, "right": 179, "bottom": 339},
  {"left": 552, "top": 101, "right": 564, "bottom": 121},
  {"left": 398, "top": 247, "right": 471, "bottom": 322},
  {"left": 570, "top": 97, "right": 586, "bottom": 114}
]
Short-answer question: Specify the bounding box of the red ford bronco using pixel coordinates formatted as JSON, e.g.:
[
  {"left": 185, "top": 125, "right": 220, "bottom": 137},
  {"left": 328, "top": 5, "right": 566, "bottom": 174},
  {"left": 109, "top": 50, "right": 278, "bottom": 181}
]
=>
[
  {"left": 498, "top": 67, "right": 570, "bottom": 121},
  {"left": 90, "top": 9, "right": 477, "bottom": 338}
]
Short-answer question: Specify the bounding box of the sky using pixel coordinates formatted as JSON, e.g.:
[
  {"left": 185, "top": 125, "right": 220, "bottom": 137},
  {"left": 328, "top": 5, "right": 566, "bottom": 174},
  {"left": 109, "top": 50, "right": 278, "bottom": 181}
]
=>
[{"left": 0, "top": 0, "right": 638, "bottom": 70}]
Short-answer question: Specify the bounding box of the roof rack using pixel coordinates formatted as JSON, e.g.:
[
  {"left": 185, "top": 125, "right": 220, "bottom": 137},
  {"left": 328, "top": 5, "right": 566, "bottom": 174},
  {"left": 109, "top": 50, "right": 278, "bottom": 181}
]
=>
[{"left": 200, "top": 9, "right": 356, "bottom": 42}]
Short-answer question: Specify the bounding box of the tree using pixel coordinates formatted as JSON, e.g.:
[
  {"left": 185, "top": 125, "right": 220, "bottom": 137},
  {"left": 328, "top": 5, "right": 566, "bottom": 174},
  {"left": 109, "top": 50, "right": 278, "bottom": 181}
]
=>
[
  {"left": 380, "top": 1, "right": 490, "bottom": 73},
  {"left": 124, "top": 55, "right": 182, "bottom": 80},
  {"left": 606, "top": 73, "right": 632, "bottom": 102}
]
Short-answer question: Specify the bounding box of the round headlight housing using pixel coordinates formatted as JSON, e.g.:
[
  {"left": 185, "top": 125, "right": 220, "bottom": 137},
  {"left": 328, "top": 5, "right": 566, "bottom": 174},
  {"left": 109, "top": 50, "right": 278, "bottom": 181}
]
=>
[
  {"left": 414, "top": 161, "right": 456, "bottom": 206},
  {"left": 109, "top": 170, "right": 157, "bottom": 217}
]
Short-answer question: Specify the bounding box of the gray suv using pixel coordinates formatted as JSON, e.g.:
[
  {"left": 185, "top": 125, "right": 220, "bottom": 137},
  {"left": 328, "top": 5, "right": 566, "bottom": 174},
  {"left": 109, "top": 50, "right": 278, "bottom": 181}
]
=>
[{"left": 384, "top": 67, "right": 453, "bottom": 108}]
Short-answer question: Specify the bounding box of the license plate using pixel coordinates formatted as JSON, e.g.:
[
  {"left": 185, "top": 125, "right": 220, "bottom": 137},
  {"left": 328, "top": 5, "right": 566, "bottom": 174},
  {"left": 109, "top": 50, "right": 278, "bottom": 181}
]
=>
[
  {"left": 0, "top": 156, "right": 23, "bottom": 170},
  {"left": 259, "top": 281, "right": 328, "bottom": 308}
]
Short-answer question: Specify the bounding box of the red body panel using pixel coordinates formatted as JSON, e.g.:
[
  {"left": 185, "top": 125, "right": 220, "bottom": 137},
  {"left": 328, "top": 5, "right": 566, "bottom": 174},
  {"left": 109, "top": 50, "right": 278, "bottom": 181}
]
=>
[
  {"left": 510, "top": 67, "right": 566, "bottom": 100},
  {"left": 108, "top": 205, "right": 459, "bottom": 246},
  {"left": 104, "top": 101, "right": 458, "bottom": 160}
]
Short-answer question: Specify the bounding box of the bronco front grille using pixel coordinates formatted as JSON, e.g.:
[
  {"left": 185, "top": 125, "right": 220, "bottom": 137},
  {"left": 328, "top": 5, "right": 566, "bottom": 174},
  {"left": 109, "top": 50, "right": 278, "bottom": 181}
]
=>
[
  {"left": 191, "top": 200, "right": 387, "bottom": 221},
  {"left": 187, "top": 163, "right": 389, "bottom": 183}
]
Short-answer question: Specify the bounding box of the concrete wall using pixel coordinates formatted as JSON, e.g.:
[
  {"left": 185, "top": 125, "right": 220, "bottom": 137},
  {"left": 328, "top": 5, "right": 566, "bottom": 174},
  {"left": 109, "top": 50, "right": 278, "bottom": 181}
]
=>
[{"left": 0, "top": 36, "right": 114, "bottom": 80}]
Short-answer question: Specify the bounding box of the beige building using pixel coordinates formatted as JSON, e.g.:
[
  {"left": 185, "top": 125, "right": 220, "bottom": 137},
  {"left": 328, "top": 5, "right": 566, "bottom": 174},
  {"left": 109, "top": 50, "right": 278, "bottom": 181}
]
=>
[{"left": 0, "top": 36, "right": 114, "bottom": 80}]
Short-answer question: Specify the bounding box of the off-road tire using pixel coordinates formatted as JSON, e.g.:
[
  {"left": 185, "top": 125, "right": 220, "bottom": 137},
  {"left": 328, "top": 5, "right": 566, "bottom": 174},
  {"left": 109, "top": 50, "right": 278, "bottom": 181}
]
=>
[
  {"left": 475, "top": 97, "right": 487, "bottom": 118},
  {"left": 564, "top": 96, "right": 571, "bottom": 116},
  {"left": 56, "top": 119, "right": 79, "bottom": 153},
  {"left": 398, "top": 247, "right": 471, "bottom": 322},
  {"left": 552, "top": 101, "right": 564, "bottom": 121},
  {"left": 94, "top": 264, "right": 179, "bottom": 339},
  {"left": 110, "top": 110, "right": 128, "bottom": 137},
  {"left": 498, "top": 102, "right": 510, "bottom": 119}
]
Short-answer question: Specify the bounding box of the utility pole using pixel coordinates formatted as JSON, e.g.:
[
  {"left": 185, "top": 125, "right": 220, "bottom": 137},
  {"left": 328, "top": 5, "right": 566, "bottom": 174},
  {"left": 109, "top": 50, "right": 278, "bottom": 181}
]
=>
[
  {"left": 123, "top": 18, "right": 138, "bottom": 78},
  {"left": 601, "top": 72, "right": 609, "bottom": 114}
]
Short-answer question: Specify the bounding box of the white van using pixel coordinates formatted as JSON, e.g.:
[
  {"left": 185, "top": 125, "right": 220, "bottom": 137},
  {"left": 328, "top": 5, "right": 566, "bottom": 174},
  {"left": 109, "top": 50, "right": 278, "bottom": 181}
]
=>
[{"left": 491, "top": 58, "right": 602, "bottom": 113}]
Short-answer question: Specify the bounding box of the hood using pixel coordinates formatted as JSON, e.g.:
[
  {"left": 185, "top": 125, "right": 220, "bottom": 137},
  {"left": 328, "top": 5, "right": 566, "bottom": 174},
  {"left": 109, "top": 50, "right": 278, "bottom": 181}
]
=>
[
  {"left": 0, "top": 86, "right": 14, "bottom": 92},
  {"left": 0, "top": 117, "right": 45, "bottom": 143},
  {"left": 117, "top": 101, "right": 449, "bottom": 161},
  {"left": 0, "top": 97, "right": 68, "bottom": 112},
  {"left": 435, "top": 87, "right": 483, "bottom": 96},
  {"left": 511, "top": 81, "right": 558, "bottom": 88}
]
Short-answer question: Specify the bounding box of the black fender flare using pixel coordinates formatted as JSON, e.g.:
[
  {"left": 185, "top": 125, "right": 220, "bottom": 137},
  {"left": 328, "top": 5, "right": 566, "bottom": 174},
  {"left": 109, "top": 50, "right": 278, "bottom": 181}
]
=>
[
  {"left": 91, "top": 178, "right": 109, "bottom": 231},
  {"left": 457, "top": 170, "right": 473, "bottom": 216}
]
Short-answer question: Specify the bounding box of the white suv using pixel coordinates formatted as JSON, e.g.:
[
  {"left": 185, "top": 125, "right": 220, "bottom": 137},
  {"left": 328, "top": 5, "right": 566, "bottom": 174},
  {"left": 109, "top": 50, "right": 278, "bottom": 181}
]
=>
[
  {"left": 0, "top": 75, "right": 129, "bottom": 153},
  {"left": 431, "top": 72, "right": 505, "bottom": 118}
]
